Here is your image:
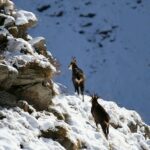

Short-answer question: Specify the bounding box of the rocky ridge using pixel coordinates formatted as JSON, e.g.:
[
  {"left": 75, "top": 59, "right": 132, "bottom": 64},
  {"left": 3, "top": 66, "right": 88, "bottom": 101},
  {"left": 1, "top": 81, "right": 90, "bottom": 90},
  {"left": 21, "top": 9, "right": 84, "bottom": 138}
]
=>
[{"left": 0, "top": 0, "right": 57, "bottom": 110}]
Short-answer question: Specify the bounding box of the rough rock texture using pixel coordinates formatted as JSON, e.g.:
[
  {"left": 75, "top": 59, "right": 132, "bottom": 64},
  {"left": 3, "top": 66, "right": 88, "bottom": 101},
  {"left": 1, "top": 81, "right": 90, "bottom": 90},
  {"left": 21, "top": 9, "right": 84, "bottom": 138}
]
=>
[
  {"left": 0, "top": 91, "right": 16, "bottom": 106},
  {"left": 14, "top": 10, "right": 37, "bottom": 40},
  {"left": 40, "top": 125, "right": 81, "bottom": 150},
  {"left": 29, "top": 37, "right": 47, "bottom": 55},
  {"left": 10, "top": 82, "right": 53, "bottom": 111},
  {"left": 0, "top": 0, "right": 57, "bottom": 111},
  {"left": 29, "top": 37, "right": 59, "bottom": 69},
  {"left": 13, "top": 61, "right": 53, "bottom": 86},
  {"left": 0, "top": 63, "right": 18, "bottom": 89},
  {"left": 8, "top": 26, "right": 18, "bottom": 37}
]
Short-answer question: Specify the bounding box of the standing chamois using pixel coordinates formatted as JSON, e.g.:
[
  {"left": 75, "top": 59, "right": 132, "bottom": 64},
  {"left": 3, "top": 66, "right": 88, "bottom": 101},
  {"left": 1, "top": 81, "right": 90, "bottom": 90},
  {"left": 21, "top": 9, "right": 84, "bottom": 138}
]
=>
[
  {"left": 68, "top": 57, "right": 85, "bottom": 101},
  {"left": 91, "top": 94, "right": 110, "bottom": 139}
]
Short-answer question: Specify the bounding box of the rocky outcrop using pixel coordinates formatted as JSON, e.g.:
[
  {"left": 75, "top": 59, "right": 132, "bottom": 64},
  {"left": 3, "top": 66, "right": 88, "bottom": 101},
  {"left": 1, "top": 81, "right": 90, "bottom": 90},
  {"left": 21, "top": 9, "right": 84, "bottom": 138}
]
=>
[
  {"left": 13, "top": 61, "right": 53, "bottom": 86},
  {"left": 0, "top": 91, "right": 17, "bottom": 107},
  {"left": 40, "top": 125, "right": 81, "bottom": 150},
  {"left": 13, "top": 82, "right": 54, "bottom": 110},
  {"left": 0, "top": 62, "right": 18, "bottom": 90},
  {"left": 0, "top": 0, "right": 57, "bottom": 111}
]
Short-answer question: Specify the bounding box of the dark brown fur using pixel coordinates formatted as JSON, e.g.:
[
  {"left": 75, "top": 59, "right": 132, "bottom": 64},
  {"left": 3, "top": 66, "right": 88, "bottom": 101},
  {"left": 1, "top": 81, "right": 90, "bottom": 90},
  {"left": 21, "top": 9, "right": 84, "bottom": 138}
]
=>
[
  {"left": 68, "top": 57, "right": 85, "bottom": 101},
  {"left": 91, "top": 94, "right": 110, "bottom": 139}
]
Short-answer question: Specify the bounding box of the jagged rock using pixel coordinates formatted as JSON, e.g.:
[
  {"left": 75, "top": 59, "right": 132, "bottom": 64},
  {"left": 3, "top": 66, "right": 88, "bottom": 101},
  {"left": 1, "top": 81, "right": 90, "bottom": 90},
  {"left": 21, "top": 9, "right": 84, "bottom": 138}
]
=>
[
  {"left": 8, "top": 26, "right": 18, "bottom": 37},
  {"left": 0, "top": 91, "right": 17, "bottom": 107},
  {"left": 17, "top": 25, "right": 28, "bottom": 40},
  {"left": 0, "top": 29, "right": 8, "bottom": 51},
  {"left": 29, "top": 37, "right": 47, "bottom": 55},
  {"left": 17, "top": 100, "right": 35, "bottom": 114},
  {"left": 15, "top": 10, "right": 37, "bottom": 28},
  {"left": 48, "top": 102, "right": 71, "bottom": 122},
  {"left": 14, "top": 10, "right": 37, "bottom": 39},
  {"left": 13, "top": 82, "right": 53, "bottom": 110},
  {"left": 0, "top": 63, "right": 18, "bottom": 89},
  {"left": 29, "top": 37, "right": 59, "bottom": 70},
  {"left": 40, "top": 125, "right": 80, "bottom": 150},
  {"left": 0, "top": 13, "right": 15, "bottom": 28},
  {"left": 128, "top": 121, "right": 138, "bottom": 133},
  {"left": 0, "top": 13, "right": 6, "bottom": 25},
  {"left": 48, "top": 106, "right": 65, "bottom": 120},
  {"left": 0, "top": 0, "right": 14, "bottom": 15},
  {"left": 0, "top": 112, "right": 6, "bottom": 120},
  {"left": 144, "top": 125, "right": 150, "bottom": 139},
  {"left": 4, "top": 16, "right": 15, "bottom": 28},
  {"left": 12, "top": 61, "right": 53, "bottom": 86}
]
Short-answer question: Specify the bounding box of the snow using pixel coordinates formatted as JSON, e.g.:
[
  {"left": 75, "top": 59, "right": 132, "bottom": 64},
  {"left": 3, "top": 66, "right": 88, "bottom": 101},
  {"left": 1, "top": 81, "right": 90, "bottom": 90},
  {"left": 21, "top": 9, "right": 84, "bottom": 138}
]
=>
[
  {"left": 15, "top": 10, "right": 37, "bottom": 26},
  {"left": 4, "top": 37, "right": 56, "bottom": 72},
  {"left": 0, "top": 94, "right": 149, "bottom": 150},
  {"left": 29, "top": 37, "right": 45, "bottom": 46}
]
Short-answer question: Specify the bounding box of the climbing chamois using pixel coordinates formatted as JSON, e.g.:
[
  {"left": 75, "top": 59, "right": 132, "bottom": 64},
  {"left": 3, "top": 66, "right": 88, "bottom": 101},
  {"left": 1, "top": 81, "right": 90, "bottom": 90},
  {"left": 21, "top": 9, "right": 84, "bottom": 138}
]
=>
[
  {"left": 91, "top": 94, "right": 110, "bottom": 139},
  {"left": 68, "top": 57, "right": 85, "bottom": 101}
]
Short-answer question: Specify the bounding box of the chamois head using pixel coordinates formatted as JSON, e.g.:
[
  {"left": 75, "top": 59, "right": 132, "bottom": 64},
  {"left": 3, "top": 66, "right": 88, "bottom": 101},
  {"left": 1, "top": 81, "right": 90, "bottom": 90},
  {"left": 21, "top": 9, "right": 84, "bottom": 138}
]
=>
[
  {"left": 68, "top": 57, "right": 77, "bottom": 70},
  {"left": 91, "top": 94, "right": 99, "bottom": 104}
]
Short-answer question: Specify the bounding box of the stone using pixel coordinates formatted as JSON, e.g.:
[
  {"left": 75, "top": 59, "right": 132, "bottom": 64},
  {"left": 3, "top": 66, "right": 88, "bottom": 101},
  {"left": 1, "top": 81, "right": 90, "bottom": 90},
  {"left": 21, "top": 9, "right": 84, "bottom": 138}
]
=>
[
  {"left": 8, "top": 26, "right": 18, "bottom": 37},
  {"left": 13, "top": 61, "right": 53, "bottom": 86},
  {"left": 29, "top": 37, "right": 47, "bottom": 56},
  {"left": 40, "top": 125, "right": 80, "bottom": 150},
  {"left": 0, "top": 91, "right": 17, "bottom": 107},
  {"left": 0, "top": 63, "right": 18, "bottom": 90},
  {"left": 14, "top": 82, "right": 53, "bottom": 110}
]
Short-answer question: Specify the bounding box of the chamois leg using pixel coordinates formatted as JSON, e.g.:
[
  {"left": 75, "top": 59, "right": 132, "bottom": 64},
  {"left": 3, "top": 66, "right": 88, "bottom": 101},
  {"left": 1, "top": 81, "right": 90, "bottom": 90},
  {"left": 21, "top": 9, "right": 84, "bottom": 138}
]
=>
[
  {"left": 73, "top": 80, "right": 79, "bottom": 94},
  {"left": 80, "top": 83, "right": 84, "bottom": 101},
  {"left": 101, "top": 122, "right": 108, "bottom": 139},
  {"left": 106, "top": 123, "right": 109, "bottom": 137},
  {"left": 75, "top": 84, "right": 79, "bottom": 95},
  {"left": 95, "top": 121, "right": 99, "bottom": 131}
]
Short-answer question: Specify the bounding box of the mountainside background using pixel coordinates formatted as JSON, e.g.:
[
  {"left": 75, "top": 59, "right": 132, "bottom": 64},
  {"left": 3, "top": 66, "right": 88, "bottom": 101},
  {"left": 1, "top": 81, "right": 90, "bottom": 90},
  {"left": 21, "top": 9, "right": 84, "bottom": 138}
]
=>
[{"left": 13, "top": 0, "right": 150, "bottom": 124}]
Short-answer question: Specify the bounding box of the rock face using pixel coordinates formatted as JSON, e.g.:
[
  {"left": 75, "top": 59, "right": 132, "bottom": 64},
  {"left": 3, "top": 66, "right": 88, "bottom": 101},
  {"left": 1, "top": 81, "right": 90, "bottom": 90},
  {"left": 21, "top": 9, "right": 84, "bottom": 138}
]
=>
[
  {"left": 0, "top": 63, "right": 18, "bottom": 90},
  {"left": 0, "top": 0, "right": 57, "bottom": 110},
  {"left": 15, "top": 83, "right": 53, "bottom": 110},
  {"left": 0, "top": 91, "right": 17, "bottom": 106},
  {"left": 40, "top": 125, "right": 80, "bottom": 150}
]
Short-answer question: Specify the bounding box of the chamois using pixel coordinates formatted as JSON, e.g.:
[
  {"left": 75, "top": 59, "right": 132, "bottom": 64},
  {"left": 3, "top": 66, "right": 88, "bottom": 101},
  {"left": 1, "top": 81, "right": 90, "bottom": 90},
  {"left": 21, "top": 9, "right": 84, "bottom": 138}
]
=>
[
  {"left": 91, "top": 94, "right": 110, "bottom": 139},
  {"left": 68, "top": 57, "right": 85, "bottom": 101}
]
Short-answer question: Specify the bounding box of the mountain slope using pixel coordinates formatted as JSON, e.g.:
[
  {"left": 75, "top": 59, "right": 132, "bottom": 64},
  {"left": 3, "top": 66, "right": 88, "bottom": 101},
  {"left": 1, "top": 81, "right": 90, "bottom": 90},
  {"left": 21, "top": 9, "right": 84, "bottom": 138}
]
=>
[
  {"left": 0, "top": 94, "right": 150, "bottom": 150},
  {"left": 13, "top": 0, "right": 150, "bottom": 124},
  {"left": 0, "top": 1, "right": 149, "bottom": 150}
]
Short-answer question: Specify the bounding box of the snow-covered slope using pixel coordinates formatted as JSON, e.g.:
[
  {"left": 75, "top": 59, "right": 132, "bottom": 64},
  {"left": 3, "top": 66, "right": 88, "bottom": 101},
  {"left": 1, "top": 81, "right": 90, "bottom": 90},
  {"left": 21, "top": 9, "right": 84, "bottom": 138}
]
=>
[
  {"left": 13, "top": 0, "right": 150, "bottom": 124},
  {"left": 0, "top": 94, "right": 149, "bottom": 150}
]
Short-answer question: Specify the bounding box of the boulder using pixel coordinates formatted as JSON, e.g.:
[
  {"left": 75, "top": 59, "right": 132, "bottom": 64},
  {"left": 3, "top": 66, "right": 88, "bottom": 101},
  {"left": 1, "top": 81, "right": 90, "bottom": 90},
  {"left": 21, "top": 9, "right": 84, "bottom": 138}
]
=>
[
  {"left": 40, "top": 125, "right": 80, "bottom": 150},
  {"left": 12, "top": 10, "right": 37, "bottom": 39},
  {"left": 0, "top": 0, "right": 14, "bottom": 15},
  {"left": 29, "top": 37, "right": 58, "bottom": 70},
  {"left": 0, "top": 63, "right": 18, "bottom": 89},
  {"left": 8, "top": 26, "right": 18, "bottom": 37},
  {"left": 29, "top": 37, "right": 47, "bottom": 55},
  {"left": 0, "top": 27, "right": 9, "bottom": 51},
  {"left": 0, "top": 91, "right": 17, "bottom": 107},
  {"left": 13, "top": 61, "right": 53, "bottom": 86},
  {"left": 14, "top": 82, "right": 53, "bottom": 110}
]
